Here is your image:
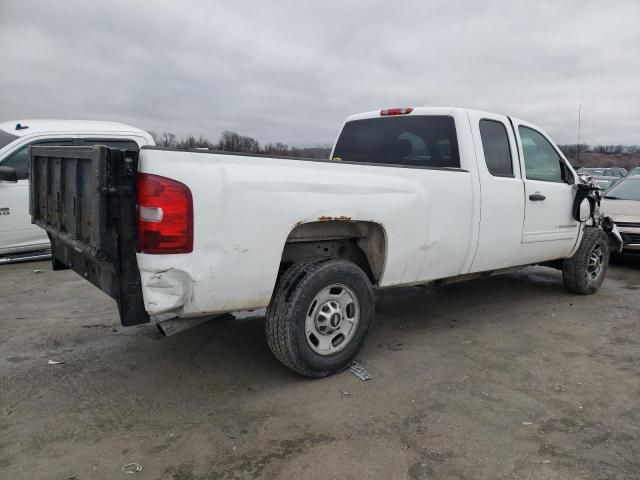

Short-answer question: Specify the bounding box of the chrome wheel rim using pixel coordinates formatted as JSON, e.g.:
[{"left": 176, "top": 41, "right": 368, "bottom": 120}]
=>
[
  {"left": 305, "top": 283, "right": 360, "bottom": 355},
  {"left": 587, "top": 244, "right": 605, "bottom": 282}
]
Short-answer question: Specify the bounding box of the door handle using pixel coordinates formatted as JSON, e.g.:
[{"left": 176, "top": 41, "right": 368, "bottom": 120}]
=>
[{"left": 529, "top": 193, "right": 546, "bottom": 201}]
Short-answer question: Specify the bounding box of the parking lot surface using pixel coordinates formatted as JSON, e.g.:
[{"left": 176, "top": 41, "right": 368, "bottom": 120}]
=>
[{"left": 1, "top": 259, "right": 639, "bottom": 479}]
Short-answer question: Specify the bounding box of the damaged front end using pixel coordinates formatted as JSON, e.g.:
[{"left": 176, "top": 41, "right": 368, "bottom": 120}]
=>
[{"left": 573, "top": 176, "right": 623, "bottom": 253}]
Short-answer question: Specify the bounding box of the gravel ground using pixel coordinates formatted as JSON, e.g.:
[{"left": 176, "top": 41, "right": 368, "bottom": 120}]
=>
[{"left": 1, "top": 258, "right": 639, "bottom": 479}]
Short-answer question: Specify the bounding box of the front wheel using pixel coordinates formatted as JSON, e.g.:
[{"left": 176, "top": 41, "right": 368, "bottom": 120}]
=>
[
  {"left": 266, "top": 257, "right": 375, "bottom": 378},
  {"left": 562, "top": 228, "right": 609, "bottom": 294}
]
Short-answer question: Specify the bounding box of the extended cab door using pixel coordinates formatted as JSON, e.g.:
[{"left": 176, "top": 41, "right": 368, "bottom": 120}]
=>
[
  {"left": 511, "top": 119, "right": 579, "bottom": 260},
  {"left": 466, "top": 111, "right": 525, "bottom": 272}
]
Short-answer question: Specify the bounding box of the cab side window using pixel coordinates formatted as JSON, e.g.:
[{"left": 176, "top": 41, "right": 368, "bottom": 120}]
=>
[
  {"left": 518, "top": 126, "right": 568, "bottom": 183},
  {"left": 0, "top": 139, "right": 73, "bottom": 180},
  {"left": 479, "top": 119, "right": 513, "bottom": 177},
  {"left": 1, "top": 147, "right": 30, "bottom": 179}
]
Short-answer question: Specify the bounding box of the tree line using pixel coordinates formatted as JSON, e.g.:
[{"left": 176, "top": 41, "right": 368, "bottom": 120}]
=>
[
  {"left": 558, "top": 144, "right": 640, "bottom": 155},
  {"left": 150, "top": 130, "right": 331, "bottom": 159},
  {"left": 558, "top": 144, "right": 640, "bottom": 169}
]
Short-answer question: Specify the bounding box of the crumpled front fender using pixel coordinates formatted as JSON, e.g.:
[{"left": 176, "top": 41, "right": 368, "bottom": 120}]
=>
[{"left": 601, "top": 216, "right": 623, "bottom": 253}]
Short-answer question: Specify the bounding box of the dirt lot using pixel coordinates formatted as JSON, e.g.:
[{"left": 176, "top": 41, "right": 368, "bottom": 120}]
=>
[{"left": 1, "top": 259, "right": 639, "bottom": 480}]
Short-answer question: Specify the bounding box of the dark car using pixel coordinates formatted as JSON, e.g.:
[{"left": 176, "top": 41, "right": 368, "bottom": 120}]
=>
[
  {"left": 578, "top": 167, "right": 628, "bottom": 178},
  {"left": 591, "top": 176, "right": 620, "bottom": 191}
]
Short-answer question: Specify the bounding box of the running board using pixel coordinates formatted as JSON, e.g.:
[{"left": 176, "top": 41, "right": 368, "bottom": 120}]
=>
[{"left": 0, "top": 250, "right": 52, "bottom": 265}]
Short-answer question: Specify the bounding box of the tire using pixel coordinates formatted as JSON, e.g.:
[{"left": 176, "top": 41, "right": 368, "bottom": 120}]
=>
[
  {"left": 562, "top": 227, "right": 609, "bottom": 294},
  {"left": 266, "top": 257, "right": 375, "bottom": 378}
]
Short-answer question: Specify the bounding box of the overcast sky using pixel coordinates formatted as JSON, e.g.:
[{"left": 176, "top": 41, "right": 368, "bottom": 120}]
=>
[{"left": 1, "top": 0, "right": 638, "bottom": 146}]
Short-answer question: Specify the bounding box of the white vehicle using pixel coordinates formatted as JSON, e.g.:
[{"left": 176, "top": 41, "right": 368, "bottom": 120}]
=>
[
  {"left": 601, "top": 176, "right": 640, "bottom": 253},
  {"left": 29, "top": 107, "right": 619, "bottom": 377},
  {"left": 0, "top": 120, "right": 154, "bottom": 261}
]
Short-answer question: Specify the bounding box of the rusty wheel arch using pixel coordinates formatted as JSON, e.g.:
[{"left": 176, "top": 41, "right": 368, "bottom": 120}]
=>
[{"left": 280, "top": 220, "right": 387, "bottom": 285}]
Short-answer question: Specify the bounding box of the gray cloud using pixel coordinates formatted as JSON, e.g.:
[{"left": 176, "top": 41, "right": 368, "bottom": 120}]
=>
[{"left": 1, "top": 0, "right": 638, "bottom": 146}]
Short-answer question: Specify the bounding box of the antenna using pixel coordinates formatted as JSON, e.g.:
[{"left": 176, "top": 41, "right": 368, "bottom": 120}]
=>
[{"left": 577, "top": 104, "right": 582, "bottom": 165}]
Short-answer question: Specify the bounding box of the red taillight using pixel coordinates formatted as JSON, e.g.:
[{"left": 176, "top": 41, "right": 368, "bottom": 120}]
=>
[
  {"left": 136, "top": 173, "right": 193, "bottom": 254},
  {"left": 380, "top": 107, "right": 414, "bottom": 116}
]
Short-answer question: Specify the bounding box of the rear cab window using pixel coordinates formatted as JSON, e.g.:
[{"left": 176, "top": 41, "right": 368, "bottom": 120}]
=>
[{"left": 332, "top": 116, "right": 460, "bottom": 169}]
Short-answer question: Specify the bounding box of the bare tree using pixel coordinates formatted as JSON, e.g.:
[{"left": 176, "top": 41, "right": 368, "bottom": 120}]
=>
[
  {"left": 264, "top": 142, "right": 290, "bottom": 156},
  {"left": 150, "top": 131, "right": 178, "bottom": 147},
  {"left": 217, "top": 130, "right": 261, "bottom": 153}
]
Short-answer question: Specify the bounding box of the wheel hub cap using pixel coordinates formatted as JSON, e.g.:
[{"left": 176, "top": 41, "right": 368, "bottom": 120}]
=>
[
  {"left": 305, "top": 284, "right": 360, "bottom": 355},
  {"left": 314, "top": 300, "right": 343, "bottom": 334}
]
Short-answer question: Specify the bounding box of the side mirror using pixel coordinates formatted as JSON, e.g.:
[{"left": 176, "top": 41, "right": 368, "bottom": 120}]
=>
[
  {"left": 0, "top": 166, "right": 18, "bottom": 183},
  {"left": 578, "top": 197, "right": 591, "bottom": 222}
]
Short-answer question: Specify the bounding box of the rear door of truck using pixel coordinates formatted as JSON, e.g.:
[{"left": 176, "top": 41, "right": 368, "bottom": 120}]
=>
[
  {"left": 29, "top": 145, "right": 148, "bottom": 325},
  {"left": 465, "top": 110, "right": 525, "bottom": 272}
]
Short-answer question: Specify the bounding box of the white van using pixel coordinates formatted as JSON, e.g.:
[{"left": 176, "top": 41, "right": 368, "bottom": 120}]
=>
[{"left": 0, "top": 120, "right": 154, "bottom": 260}]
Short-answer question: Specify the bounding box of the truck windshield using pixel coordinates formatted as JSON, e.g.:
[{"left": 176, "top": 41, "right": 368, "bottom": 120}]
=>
[
  {"left": 0, "top": 129, "right": 19, "bottom": 150},
  {"left": 604, "top": 178, "right": 640, "bottom": 201},
  {"left": 332, "top": 116, "right": 460, "bottom": 168}
]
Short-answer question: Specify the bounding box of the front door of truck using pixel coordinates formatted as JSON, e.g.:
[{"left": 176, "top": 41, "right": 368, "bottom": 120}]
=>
[{"left": 511, "top": 119, "right": 579, "bottom": 260}]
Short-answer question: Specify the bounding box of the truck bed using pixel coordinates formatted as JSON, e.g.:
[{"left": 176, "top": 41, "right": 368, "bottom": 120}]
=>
[{"left": 30, "top": 144, "right": 475, "bottom": 324}]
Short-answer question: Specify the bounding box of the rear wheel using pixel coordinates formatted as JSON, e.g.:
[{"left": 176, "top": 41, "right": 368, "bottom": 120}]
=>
[
  {"left": 562, "top": 228, "right": 609, "bottom": 294},
  {"left": 266, "top": 257, "right": 374, "bottom": 378}
]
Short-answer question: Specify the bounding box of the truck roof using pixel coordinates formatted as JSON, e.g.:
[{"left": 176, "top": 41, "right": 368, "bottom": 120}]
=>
[
  {"left": 345, "top": 107, "right": 506, "bottom": 122},
  {"left": 0, "top": 119, "right": 150, "bottom": 137}
]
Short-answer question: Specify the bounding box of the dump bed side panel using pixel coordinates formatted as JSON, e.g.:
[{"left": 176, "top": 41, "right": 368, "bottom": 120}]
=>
[{"left": 29, "top": 145, "right": 148, "bottom": 325}]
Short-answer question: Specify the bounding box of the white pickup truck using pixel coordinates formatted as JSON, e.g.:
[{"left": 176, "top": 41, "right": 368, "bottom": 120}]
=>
[
  {"left": 0, "top": 120, "right": 154, "bottom": 261},
  {"left": 28, "top": 107, "right": 619, "bottom": 377}
]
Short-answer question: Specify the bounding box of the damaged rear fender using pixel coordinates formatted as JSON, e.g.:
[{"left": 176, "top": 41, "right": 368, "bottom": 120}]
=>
[{"left": 139, "top": 268, "right": 193, "bottom": 315}]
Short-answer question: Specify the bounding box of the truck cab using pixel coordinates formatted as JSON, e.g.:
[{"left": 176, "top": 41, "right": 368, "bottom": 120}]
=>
[{"left": 0, "top": 120, "right": 154, "bottom": 259}]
